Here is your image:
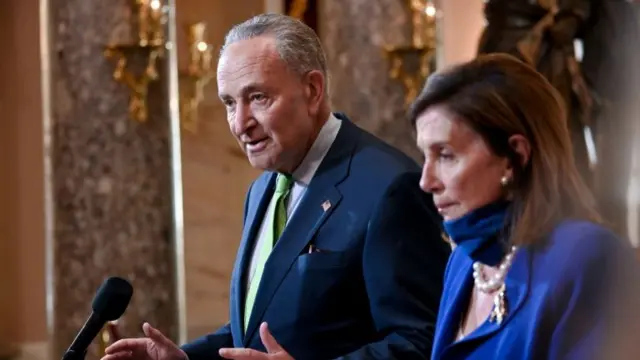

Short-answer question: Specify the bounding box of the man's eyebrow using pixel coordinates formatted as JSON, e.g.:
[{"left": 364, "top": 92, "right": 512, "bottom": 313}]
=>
[{"left": 242, "top": 84, "right": 262, "bottom": 94}]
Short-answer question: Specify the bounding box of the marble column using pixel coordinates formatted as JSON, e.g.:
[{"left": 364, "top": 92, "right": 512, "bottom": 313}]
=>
[
  {"left": 319, "top": 0, "right": 422, "bottom": 161},
  {"left": 43, "top": 0, "right": 183, "bottom": 358}
]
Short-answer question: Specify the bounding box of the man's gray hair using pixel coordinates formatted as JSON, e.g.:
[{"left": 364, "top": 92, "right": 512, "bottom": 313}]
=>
[{"left": 221, "top": 13, "right": 329, "bottom": 93}]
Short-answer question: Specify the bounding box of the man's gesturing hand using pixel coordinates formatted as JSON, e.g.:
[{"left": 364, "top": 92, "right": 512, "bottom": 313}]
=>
[
  {"left": 101, "top": 323, "right": 187, "bottom": 360},
  {"left": 219, "top": 323, "right": 293, "bottom": 360}
]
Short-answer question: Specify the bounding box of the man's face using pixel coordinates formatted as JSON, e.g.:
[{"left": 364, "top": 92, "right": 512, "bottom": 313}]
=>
[{"left": 217, "top": 36, "right": 320, "bottom": 173}]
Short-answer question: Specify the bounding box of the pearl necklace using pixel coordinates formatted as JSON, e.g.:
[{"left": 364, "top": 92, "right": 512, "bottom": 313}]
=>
[{"left": 472, "top": 246, "right": 518, "bottom": 293}]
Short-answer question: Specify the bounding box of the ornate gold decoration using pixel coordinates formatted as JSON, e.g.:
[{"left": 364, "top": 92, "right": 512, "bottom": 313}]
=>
[
  {"left": 98, "top": 321, "right": 121, "bottom": 355},
  {"left": 104, "top": 0, "right": 168, "bottom": 122},
  {"left": 288, "top": 0, "right": 309, "bottom": 20},
  {"left": 384, "top": 0, "right": 438, "bottom": 107},
  {"left": 179, "top": 22, "right": 214, "bottom": 133}
]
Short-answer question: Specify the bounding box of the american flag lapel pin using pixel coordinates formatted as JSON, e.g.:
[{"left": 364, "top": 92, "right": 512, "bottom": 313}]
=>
[{"left": 321, "top": 200, "right": 331, "bottom": 212}]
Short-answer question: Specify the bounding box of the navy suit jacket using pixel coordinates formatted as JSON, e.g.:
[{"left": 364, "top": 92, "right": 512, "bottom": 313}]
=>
[
  {"left": 431, "top": 220, "right": 640, "bottom": 360},
  {"left": 182, "top": 114, "right": 451, "bottom": 359}
]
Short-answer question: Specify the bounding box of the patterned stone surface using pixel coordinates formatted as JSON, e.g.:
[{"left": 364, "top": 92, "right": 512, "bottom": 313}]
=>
[
  {"left": 47, "top": 0, "right": 178, "bottom": 357},
  {"left": 319, "top": 0, "right": 422, "bottom": 161}
]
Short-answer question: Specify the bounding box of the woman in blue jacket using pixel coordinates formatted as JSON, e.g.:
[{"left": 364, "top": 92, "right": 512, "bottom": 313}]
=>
[{"left": 409, "top": 53, "right": 640, "bottom": 360}]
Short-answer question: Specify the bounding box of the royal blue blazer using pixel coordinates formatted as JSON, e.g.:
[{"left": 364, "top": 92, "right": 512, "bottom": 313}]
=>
[{"left": 432, "top": 220, "right": 640, "bottom": 360}]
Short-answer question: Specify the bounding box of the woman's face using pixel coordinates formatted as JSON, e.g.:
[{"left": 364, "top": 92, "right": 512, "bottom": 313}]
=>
[{"left": 415, "top": 105, "right": 511, "bottom": 221}]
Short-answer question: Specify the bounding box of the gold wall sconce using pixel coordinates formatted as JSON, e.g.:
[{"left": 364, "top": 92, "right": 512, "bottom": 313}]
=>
[
  {"left": 104, "top": 0, "right": 168, "bottom": 122},
  {"left": 179, "top": 22, "right": 214, "bottom": 133},
  {"left": 98, "top": 321, "right": 121, "bottom": 355},
  {"left": 288, "top": 0, "right": 309, "bottom": 20},
  {"left": 384, "top": 0, "right": 438, "bottom": 107}
]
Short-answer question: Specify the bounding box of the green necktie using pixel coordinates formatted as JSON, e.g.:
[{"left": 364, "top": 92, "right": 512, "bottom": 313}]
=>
[{"left": 244, "top": 173, "right": 293, "bottom": 331}]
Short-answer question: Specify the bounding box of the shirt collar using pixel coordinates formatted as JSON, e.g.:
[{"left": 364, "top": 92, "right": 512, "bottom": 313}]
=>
[{"left": 291, "top": 113, "right": 342, "bottom": 186}]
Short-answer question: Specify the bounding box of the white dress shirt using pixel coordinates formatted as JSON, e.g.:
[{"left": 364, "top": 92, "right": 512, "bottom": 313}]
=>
[{"left": 246, "top": 113, "right": 342, "bottom": 294}]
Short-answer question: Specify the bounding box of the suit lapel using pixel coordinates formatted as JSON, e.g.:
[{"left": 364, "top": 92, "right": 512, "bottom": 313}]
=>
[
  {"left": 435, "top": 254, "right": 475, "bottom": 353},
  {"left": 243, "top": 117, "right": 358, "bottom": 345},
  {"left": 230, "top": 173, "right": 276, "bottom": 346}
]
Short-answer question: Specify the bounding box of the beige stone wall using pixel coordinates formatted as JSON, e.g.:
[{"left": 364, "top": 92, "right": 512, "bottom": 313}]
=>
[{"left": 175, "top": 0, "right": 263, "bottom": 341}]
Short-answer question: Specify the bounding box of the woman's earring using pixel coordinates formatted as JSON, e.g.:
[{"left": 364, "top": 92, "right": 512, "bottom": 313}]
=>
[{"left": 500, "top": 176, "right": 510, "bottom": 187}]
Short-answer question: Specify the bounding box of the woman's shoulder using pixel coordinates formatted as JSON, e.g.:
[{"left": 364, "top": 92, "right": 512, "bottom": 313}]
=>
[
  {"left": 531, "top": 220, "right": 633, "bottom": 281},
  {"left": 544, "top": 220, "right": 623, "bottom": 256},
  {"left": 550, "top": 219, "right": 616, "bottom": 238}
]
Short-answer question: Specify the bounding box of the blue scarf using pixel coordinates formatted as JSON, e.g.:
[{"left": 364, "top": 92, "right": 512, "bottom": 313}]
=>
[{"left": 443, "top": 201, "right": 511, "bottom": 266}]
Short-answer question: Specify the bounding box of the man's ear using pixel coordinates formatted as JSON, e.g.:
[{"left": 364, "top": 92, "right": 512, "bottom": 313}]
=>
[{"left": 303, "top": 70, "right": 325, "bottom": 116}]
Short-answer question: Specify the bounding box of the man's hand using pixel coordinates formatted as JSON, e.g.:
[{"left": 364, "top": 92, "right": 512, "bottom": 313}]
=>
[
  {"left": 101, "top": 323, "right": 187, "bottom": 360},
  {"left": 218, "top": 323, "right": 293, "bottom": 360}
]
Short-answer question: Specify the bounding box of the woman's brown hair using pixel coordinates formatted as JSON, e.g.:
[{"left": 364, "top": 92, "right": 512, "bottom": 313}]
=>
[{"left": 408, "top": 53, "right": 601, "bottom": 247}]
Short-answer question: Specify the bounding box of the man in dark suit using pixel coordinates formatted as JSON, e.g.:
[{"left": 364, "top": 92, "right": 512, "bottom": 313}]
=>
[{"left": 102, "top": 13, "right": 449, "bottom": 360}]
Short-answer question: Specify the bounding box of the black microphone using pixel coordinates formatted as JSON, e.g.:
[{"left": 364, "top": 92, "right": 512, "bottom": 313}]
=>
[{"left": 62, "top": 277, "right": 133, "bottom": 360}]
